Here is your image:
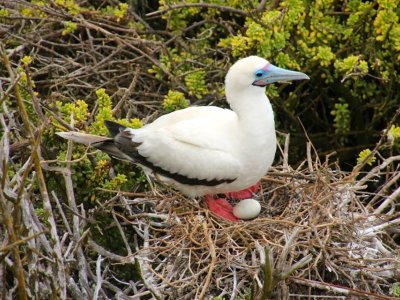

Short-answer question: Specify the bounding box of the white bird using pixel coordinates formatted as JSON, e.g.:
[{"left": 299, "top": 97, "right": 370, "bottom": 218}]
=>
[{"left": 57, "top": 56, "right": 309, "bottom": 221}]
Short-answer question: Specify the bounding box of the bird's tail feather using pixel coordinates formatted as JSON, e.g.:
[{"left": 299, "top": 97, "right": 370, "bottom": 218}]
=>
[
  {"left": 56, "top": 132, "right": 110, "bottom": 145},
  {"left": 56, "top": 131, "right": 130, "bottom": 161}
]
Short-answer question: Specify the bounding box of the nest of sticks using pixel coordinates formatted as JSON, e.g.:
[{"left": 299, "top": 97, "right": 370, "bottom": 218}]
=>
[{"left": 75, "top": 135, "right": 399, "bottom": 299}]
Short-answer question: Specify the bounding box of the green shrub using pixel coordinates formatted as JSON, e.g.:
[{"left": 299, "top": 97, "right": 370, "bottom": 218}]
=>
[{"left": 163, "top": 90, "right": 190, "bottom": 112}]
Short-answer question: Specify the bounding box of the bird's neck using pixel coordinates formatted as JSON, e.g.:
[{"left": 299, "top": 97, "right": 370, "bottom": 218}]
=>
[{"left": 226, "top": 87, "right": 275, "bottom": 133}]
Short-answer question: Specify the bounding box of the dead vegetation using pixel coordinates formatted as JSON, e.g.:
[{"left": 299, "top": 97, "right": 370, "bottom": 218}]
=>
[{"left": 1, "top": 1, "right": 400, "bottom": 299}]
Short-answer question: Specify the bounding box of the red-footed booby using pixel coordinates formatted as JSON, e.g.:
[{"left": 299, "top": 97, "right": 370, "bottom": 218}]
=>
[{"left": 57, "top": 56, "right": 309, "bottom": 221}]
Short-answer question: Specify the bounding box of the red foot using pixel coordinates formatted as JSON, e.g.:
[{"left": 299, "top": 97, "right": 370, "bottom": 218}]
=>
[
  {"left": 204, "top": 195, "right": 239, "bottom": 222},
  {"left": 225, "top": 181, "right": 261, "bottom": 200}
]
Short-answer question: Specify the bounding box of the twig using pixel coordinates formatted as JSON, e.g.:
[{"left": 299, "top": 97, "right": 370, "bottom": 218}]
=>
[
  {"left": 23, "top": 64, "right": 46, "bottom": 122},
  {"left": 368, "top": 171, "right": 400, "bottom": 209},
  {"left": 146, "top": 3, "right": 249, "bottom": 18},
  {"left": 374, "top": 186, "right": 400, "bottom": 215},
  {"left": 112, "top": 211, "right": 133, "bottom": 256},
  {"left": 306, "top": 142, "right": 314, "bottom": 172},
  {"left": 355, "top": 155, "right": 400, "bottom": 187},
  {"left": 63, "top": 132, "right": 91, "bottom": 298},
  {"left": 261, "top": 247, "right": 274, "bottom": 299},
  {"left": 0, "top": 190, "right": 28, "bottom": 300},
  {"left": 112, "top": 65, "right": 140, "bottom": 116},
  {"left": 358, "top": 217, "right": 400, "bottom": 236},
  {"left": 256, "top": 0, "right": 268, "bottom": 12},
  {"left": 137, "top": 225, "right": 163, "bottom": 299},
  {"left": 0, "top": 230, "right": 47, "bottom": 253},
  {"left": 277, "top": 227, "right": 301, "bottom": 271},
  {"left": 198, "top": 222, "right": 217, "bottom": 299},
  {"left": 350, "top": 108, "right": 400, "bottom": 179},
  {"left": 0, "top": 42, "right": 34, "bottom": 300},
  {"left": 280, "top": 254, "right": 313, "bottom": 280},
  {"left": 93, "top": 255, "right": 104, "bottom": 300},
  {"left": 88, "top": 239, "right": 129, "bottom": 262},
  {"left": 341, "top": 71, "right": 388, "bottom": 83},
  {"left": 51, "top": 191, "right": 73, "bottom": 235},
  {"left": 283, "top": 133, "right": 290, "bottom": 169},
  {"left": 289, "top": 276, "right": 396, "bottom": 300}
]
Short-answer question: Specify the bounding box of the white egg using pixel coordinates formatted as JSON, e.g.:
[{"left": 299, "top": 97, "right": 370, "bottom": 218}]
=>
[{"left": 233, "top": 199, "right": 261, "bottom": 220}]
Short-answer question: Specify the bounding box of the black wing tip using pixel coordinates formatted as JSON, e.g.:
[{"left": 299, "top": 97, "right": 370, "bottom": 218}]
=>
[{"left": 104, "top": 120, "right": 127, "bottom": 137}]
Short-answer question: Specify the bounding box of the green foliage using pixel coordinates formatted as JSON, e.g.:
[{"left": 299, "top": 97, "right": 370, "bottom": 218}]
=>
[
  {"left": 158, "top": 0, "right": 202, "bottom": 31},
  {"left": 53, "top": 87, "right": 145, "bottom": 203},
  {"left": 35, "top": 208, "right": 50, "bottom": 226},
  {"left": 21, "top": 55, "right": 32, "bottom": 66},
  {"left": 315, "top": 46, "right": 336, "bottom": 67},
  {"left": 388, "top": 124, "right": 400, "bottom": 150},
  {"left": 163, "top": 90, "right": 190, "bottom": 113},
  {"left": 237, "top": 288, "right": 252, "bottom": 300},
  {"left": 331, "top": 101, "right": 351, "bottom": 138},
  {"left": 54, "top": 0, "right": 81, "bottom": 15},
  {"left": 389, "top": 125, "right": 400, "bottom": 141},
  {"left": 185, "top": 70, "right": 208, "bottom": 98},
  {"left": 56, "top": 99, "right": 89, "bottom": 126},
  {"left": 116, "top": 118, "right": 143, "bottom": 129},
  {"left": 20, "top": 6, "right": 45, "bottom": 17},
  {"left": 16, "top": 67, "right": 28, "bottom": 86},
  {"left": 392, "top": 282, "right": 400, "bottom": 297},
  {"left": 0, "top": 8, "right": 10, "bottom": 17},
  {"left": 91, "top": 88, "right": 114, "bottom": 135},
  {"left": 102, "top": 174, "right": 128, "bottom": 190},
  {"left": 55, "top": 147, "right": 138, "bottom": 203},
  {"left": 103, "top": 3, "right": 129, "bottom": 22},
  {"left": 357, "top": 148, "right": 376, "bottom": 166},
  {"left": 334, "top": 55, "right": 369, "bottom": 76},
  {"left": 62, "top": 21, "right": 77, "bottom": 36}
]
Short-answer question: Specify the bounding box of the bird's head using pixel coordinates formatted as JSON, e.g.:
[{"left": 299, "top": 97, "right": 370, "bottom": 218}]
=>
[{"left": 225, "top": 56, "right": 309, "bottom": 92}]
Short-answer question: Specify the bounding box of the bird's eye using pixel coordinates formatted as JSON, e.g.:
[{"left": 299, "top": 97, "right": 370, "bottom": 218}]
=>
[{"left": 256, "top": 72, "right": 263, "bottom": 77}]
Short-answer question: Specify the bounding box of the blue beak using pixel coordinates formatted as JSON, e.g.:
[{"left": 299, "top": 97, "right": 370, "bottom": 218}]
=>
[{"left": 253, "top": 64, "right": 310, "bottom": 87}]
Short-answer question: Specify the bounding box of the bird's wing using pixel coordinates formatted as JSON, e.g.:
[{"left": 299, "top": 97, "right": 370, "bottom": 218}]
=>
[{"left": 130, "top": 112, "right": 242, "bottom": 185}]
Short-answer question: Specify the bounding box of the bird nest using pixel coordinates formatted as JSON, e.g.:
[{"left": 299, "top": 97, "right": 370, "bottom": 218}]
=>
[{"left": 84, "top": 138, "right": 400, "bottom": 300}]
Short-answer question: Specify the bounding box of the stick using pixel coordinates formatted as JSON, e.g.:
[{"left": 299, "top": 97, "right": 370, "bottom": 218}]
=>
[
  {"left": 93, "top": 255, "right": 104, "bottom": 300},
  {"left": 289, "top": 276, "right": 396, "bottom": 300},
  {"left": 146, "top": 3, "right": 249, "bottom": 18},
  {"left": 198, "top": 222, "right": 217, "bottom": 300}
]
